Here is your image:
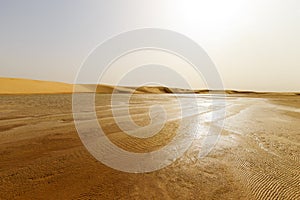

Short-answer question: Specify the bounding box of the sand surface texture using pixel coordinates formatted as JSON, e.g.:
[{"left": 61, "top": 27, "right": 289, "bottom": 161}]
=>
[{"left": 0, "top": 93, "right": 299, "bottom": 199}]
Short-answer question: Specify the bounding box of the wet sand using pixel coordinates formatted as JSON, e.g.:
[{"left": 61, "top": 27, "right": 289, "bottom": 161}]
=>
[{"left": 0, "top": 94, "right": 299, "bottom": 199}]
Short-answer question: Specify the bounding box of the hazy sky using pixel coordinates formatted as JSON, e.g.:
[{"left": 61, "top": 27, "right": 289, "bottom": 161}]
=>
[{"left": 0, "top": 0, "right": 299, "bottom": 91}]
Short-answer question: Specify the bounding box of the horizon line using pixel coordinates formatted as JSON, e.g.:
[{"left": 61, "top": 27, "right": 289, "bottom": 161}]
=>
[{"left": 1, "top": 76, "right": 299, "bottom": 94}]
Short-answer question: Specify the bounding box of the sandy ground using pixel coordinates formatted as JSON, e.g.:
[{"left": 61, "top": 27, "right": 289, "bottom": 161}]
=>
[{"left": 0, "top": 94, "right": 299, "bottom": 199}]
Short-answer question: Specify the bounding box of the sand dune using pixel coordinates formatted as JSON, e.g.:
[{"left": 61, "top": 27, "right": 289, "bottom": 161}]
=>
[
  {"left": 0, "top": 77, "right": 74, "bottom": 94},
  {"left": 1, "top": 77, "right": 299, "bottom": 96},
  {"left": 0, "top": 78, "right": 134, "bottom": 94},
  {"left": 0, "top": 77, "right": 196, "bottom": 94}
]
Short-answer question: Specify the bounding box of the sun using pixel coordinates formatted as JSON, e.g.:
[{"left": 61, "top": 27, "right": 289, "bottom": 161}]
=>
[{"left": 170, "top": 0, "right": 245, "bottom": 35}]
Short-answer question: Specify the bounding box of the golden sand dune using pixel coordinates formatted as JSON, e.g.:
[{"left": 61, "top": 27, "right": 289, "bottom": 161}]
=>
[
  {"left": 0, "top": 78, "right": 137, "bottom": 94},
  {"left": 0, "top": 77, "right": 192, "bottom": 94},
  {"left": 0, "top": 77, "right": 74, "bottom": 94},
  {"left": 1, "top": 77, "right": 299, "bottom": 96}
]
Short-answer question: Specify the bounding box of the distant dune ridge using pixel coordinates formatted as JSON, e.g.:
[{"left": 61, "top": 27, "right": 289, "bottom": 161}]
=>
[
  {"left": 0, "top": 77, "right": 299, "bottom": 95},
  {"left": 0, "top": 78, "right": 73, "bottom": 94}
]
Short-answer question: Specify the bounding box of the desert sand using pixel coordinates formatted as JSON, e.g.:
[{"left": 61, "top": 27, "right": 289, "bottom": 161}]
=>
[
  {"left": 0, "top": 78, "right": 299, "bottom": 199},
  {"left": 0, "top": 78, "right": 74, "bottom": 94},
  {"left": 4, "top": 77, "right": 299, "bottom": 96}
]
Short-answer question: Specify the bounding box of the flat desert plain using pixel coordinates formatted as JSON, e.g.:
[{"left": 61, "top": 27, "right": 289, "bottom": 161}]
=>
[{"left": 0, "top": 92, "right": 299, "bottom": 200}]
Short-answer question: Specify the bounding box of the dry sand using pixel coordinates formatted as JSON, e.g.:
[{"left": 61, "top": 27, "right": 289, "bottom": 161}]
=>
[
  {"left": 0, "top": 78, "right": 168, "bottom": 95},
  {"left": 0, "top": 78, "right": 74, "bottom": 94},
  {"left": 0, "top": 78, "right": 299, "bottom": 199},
  {"left": 0, "top": 92, "right": 299, "bottom": 200},
  {"left": 4, "top": 77, "right": 298, "bottom": 95},
  {"left": 0, "top": 77, "right": 174, "bottom": 94}
]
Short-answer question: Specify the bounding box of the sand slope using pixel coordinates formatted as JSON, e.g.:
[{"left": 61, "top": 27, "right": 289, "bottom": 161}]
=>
[
  {"left": 0, "top": 78, "right": 134, "bottom": 94},
  {"left": 0, "top": 78, "right": 179, "bottom": 94},
  {"left": 0, "top": 78, "right": 73, "bottom": 94},
  {"left": 1, "top": 77, "right": 299, "bottom": 95}
]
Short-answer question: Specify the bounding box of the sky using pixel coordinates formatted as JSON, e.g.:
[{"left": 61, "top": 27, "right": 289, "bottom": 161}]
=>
[{"left": 0, "top": 0, "right": 299, "bottom": 91}]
